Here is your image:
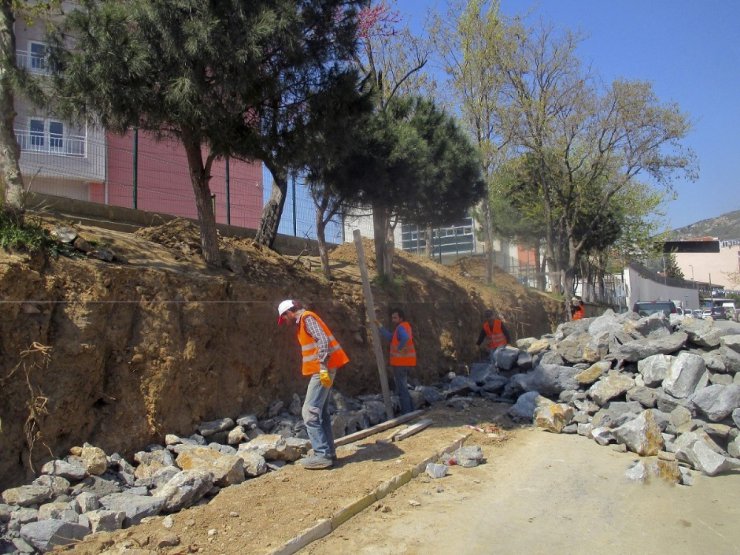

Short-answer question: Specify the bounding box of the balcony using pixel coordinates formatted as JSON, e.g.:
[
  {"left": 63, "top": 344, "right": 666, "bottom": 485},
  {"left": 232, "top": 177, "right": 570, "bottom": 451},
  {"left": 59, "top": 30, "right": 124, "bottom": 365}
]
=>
[
  {"left": 16, "top": 49, "right": 49, "bottom": 75},
  {"left": 15, "top": 129, "right": 87, "bottom": 158}
]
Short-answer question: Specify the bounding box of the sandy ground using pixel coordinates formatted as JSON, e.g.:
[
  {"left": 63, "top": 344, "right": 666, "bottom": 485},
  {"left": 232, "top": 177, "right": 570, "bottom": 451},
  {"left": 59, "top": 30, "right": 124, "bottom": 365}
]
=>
[
  {"left": 65, "top": 401, "right": 740, "bottom": 555},
  {"left": 306, "top": 429, "right": 740, "bottom": 555}
]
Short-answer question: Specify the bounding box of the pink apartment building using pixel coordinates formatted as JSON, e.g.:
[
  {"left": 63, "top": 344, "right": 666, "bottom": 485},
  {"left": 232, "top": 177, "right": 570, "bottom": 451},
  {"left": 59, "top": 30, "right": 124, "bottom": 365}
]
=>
[{"left": 14, "top": 11, "right": 263, "bottom": 229}]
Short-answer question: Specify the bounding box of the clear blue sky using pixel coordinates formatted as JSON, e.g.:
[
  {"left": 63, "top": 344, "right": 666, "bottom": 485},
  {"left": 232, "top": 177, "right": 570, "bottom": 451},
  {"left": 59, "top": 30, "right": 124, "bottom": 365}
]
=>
[{"left": 396, "top": 0, "right": 740, "bottom": 230}]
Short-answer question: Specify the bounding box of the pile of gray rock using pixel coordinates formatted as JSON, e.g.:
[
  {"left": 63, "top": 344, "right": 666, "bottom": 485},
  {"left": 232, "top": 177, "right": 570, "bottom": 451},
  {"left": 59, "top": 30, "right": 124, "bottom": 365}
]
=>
[
  {"left": 470, "top": 311, "right": 740, "bottom": 485},
  {"left": 0, "top": 395, "right": 394, "bottom": 554}
]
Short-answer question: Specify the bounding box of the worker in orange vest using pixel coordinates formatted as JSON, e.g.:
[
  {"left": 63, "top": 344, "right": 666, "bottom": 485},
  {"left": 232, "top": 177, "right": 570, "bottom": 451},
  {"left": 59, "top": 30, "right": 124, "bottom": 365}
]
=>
[
  {"left": 376, "top": 308, "right": 416, "bottom": 415},
  {"left": 476, "top": 309, "right": 511, "bottom": 365},
  {"left": 571, "top": 297, "right": 586, "bottom": 320},
  {"left": 278, "top": 299, "right": 349, "bottom": 469}
]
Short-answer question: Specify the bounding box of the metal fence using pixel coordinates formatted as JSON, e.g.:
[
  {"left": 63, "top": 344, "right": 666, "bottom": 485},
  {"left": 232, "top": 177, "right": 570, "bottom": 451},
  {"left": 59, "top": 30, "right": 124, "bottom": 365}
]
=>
[{"left": 17, "top": 130, "right": 344, "bottom": 245}]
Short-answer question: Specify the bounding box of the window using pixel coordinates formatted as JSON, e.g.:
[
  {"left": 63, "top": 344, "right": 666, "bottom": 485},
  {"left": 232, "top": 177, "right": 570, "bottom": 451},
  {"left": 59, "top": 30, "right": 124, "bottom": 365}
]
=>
[
  {"left": 49, "top": 121, "right": 64, "bottom": 152},
  {"left": 27, "top": 119, "right": 65, "bottom": 153},
  {"left": 30, "top": 119, "right": 45, "bottom": 149},
  {"left": 29, "top": 42, "right": 47, "bottom": 72}
]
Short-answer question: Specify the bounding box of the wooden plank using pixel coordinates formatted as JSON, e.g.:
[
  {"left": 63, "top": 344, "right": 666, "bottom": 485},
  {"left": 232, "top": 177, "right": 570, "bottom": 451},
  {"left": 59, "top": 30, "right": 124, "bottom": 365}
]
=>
[
  {"left": 393, "top": 419, "right": 433, "bottom": 442},
  {"left": 334, "top": 409, "right": 424, "bottom": 447},
  {"left": 353, "top": 229, "right": 394, "bottom": 420}
]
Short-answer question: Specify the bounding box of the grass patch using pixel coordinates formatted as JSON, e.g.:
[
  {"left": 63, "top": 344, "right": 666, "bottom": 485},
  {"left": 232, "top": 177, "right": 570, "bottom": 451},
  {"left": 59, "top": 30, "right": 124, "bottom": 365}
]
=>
[
  {"left": 372, "top": 273, "right": 406, "bottom": 291},
  {"left": 0, "top": 212, "right": 53, "bottom": 253}
]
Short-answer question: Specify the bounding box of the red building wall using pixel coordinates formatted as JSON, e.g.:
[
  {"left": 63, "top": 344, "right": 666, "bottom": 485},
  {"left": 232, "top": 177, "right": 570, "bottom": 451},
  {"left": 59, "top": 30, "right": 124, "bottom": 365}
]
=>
[{"left": 93, "top": 131, "right": 263, "bottom": 228}]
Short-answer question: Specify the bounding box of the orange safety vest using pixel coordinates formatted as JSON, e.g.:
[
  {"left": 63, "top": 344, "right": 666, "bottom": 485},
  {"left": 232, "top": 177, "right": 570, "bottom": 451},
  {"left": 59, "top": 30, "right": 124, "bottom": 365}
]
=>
[
  {"left": 296, "top": 310, "right": 349, "bottom": 376},
  {"left": 483, "top": 319, "right": 507, "bottom": 349},
  {"left": 390, "top": 321, "right": 416, "bottom": 367},
  {"left": 573, "top": 305, "right": 585, "bottom": 320}
]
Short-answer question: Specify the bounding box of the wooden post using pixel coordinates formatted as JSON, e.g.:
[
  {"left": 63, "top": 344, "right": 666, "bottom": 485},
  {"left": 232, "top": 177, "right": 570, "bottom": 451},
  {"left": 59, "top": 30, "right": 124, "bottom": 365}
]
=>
[
  {"left": 353, "top": 229, "right": 394, "bottom": 420},
  {"left": 335, "top": 409, "right": 424, "bottom": 447}
]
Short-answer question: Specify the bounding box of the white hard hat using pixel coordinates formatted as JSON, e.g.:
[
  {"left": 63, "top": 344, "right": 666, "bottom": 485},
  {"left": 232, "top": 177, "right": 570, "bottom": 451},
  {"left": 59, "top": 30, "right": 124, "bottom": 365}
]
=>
[{"left": 277, "top": 299, "right": 295, "bottom": 325}]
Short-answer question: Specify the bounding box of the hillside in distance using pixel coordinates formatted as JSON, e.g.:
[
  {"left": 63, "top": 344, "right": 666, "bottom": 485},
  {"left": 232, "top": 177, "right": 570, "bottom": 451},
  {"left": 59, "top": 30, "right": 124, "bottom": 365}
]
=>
[{"left": 671, "top": 209, "right": 740, "bottom": 241}]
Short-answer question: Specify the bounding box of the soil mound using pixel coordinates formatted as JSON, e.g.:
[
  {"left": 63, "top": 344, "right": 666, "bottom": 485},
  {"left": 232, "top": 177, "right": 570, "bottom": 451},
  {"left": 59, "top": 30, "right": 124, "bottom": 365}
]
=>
[{"left": 0, "top": 219, "right": 560, "bottom": 490}]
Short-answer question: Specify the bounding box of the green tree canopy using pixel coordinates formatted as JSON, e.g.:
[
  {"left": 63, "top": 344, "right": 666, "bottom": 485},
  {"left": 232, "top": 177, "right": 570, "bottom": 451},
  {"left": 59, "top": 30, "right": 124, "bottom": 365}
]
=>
[{"left": 47, "top": 0, "right": 366, "bottom": 264}]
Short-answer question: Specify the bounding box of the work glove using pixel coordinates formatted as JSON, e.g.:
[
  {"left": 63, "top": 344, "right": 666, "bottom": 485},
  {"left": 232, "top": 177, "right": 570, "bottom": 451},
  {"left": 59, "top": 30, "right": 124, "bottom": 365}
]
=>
[{"left": 319, "top": 364, "right": 333, "bottom": 388}]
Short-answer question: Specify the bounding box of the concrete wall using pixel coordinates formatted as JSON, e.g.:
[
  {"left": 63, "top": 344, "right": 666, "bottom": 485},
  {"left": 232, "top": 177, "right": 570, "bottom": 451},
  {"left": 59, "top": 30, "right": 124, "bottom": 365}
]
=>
[
  {"left": 26, "top": 192, "right": 323, "bottom": 256},
  {"left": 624, "top": 265, "right": 701, "bottom": 311}
]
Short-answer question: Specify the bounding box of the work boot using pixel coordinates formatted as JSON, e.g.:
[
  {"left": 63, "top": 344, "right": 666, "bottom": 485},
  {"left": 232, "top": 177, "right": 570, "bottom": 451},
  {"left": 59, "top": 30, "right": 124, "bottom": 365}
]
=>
[
  {"left": 308, "top": 448, "right": 338, "bottom": 462},
  {"left": 299, "top": 455, "right": 333, "bottom": 470}
]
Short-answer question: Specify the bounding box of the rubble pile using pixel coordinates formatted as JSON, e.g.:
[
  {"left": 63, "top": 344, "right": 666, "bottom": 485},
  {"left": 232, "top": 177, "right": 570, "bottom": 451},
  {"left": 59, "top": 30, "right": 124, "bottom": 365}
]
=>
[
  {"left": 486, "top": 311, "right": 740, "bottom": 484},
  {"left": 0, "top": 396, "right": 396, "bottom": 553}
]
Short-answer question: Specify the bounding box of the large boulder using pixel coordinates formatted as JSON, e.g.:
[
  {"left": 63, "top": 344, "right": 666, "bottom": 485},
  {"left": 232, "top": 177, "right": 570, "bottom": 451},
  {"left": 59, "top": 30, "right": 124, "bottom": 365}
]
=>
[
  {"left": 99, "top": 493, "right": 165, "bottom": 525},
  {"left": 507, "top": 364, "right": 581, "bottom": 397},
  {"left": 626, "top": 313, "right": 672, "bottom": 339},
  {"left": 153, "top": 470, "right": 214, "bottom": 512},
  {"left": 1, "top": 485, "right": 52, "bottom": 507},
  {"left": 587, "top": 372, "right": 636, "bottom": 406},
  {"left": 637, "top": 354, "right": 674, "bottom": 387},
  {"left": 663, "top": 352, "right": 709, "bottom": 399},
  {"left": 534, "top": 400, "right": 574, "bottom": 433},
  {"left": 720, "top": 335, "right": 740, "bottom": 373},
  {"left": 175, "top": 447, "right": 245, "bottom": 487},
  {"left": 690, "top": 384, "right": 740, "bottom": 422},
  {"left": 610, "top": 331, "right": 687, "bottom": 362},
  {"left": 508, "top": 391, "right": 541, "bottom": 420},
  {"left": 20, "top": 520, "right": 89, "bottom": 552},
  {"left": 611, "top": 410, "right": 664, "bottom": 456},
  {"left": 680, "top": 320, "right": 740, "bottom": 349}
]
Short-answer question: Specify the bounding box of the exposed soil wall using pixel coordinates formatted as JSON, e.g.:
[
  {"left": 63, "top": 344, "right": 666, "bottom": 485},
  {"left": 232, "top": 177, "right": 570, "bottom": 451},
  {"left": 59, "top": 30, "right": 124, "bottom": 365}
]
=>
[{"left": 0, "top": 220, "right": 561, "bottom": 489}]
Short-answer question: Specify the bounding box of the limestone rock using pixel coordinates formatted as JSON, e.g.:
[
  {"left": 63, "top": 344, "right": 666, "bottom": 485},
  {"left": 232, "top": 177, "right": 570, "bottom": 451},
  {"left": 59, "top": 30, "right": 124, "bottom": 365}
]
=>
[
  {"left": 663, "top": 352, "right": 709, "bottom": 398},
  {"left": 153, "top": 470, "right": 214, "bottom": 512},
  {"left": 575, "top": 361, "right": 611, "bottom": 386},
  {"left": 20, "top": 520, "right": 88, "bottom": 552},
  {"left": 612, "top": 410, "right": 664, "bottom": 456},
  {"left": 80, "top": 445, "right": 108, "bottom": 476},
  {"left": 587, "top": 372, "right": 636, "bottom": 406},
  {"left": 1, "top": 485, "right": 52, "bottom": 507},
  {"left": 86, "top": 509, "right": 126, "bottom": 533},
  {"left": 198, "top": 417, "right": 235, "bottom": 437},
  {"left": 611, "top": 331, "right": 687, "bottom": 362},
  {"left": 99, "top": 493, "right": 165, "bottom": 525},
  {"left": 534, "top": 401, "right": 574, "bottom": 433},
  {"left": 175, "top": 447, "right": 245, "bottom": 487},
  {"left": 40, "top": 459, "right": 87, "bottom": 482},
  {"left": 637, "top": 354, "right": 674, "bottom": 387},
  {"left": 690, "top": 383, "right": 740, "bottom": 422}
]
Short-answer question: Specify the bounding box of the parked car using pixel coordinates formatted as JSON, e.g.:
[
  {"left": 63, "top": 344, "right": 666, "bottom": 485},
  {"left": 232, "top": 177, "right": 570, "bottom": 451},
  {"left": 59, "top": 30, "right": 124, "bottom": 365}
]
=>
[
  {"left": 710, "top": 306, "right": 727, "bottom": 320},
  {"left": 691, "top": 309, "right": 704, "bottom": 319},
  {"left": 632, "top": 300, "right": 677, "bottom": 317}
]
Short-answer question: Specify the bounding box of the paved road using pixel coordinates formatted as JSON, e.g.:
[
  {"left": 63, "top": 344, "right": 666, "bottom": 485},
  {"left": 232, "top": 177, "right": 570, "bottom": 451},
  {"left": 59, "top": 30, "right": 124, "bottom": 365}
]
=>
[{"left": 307, "top": 429, "right": 740, "bottom": 555}]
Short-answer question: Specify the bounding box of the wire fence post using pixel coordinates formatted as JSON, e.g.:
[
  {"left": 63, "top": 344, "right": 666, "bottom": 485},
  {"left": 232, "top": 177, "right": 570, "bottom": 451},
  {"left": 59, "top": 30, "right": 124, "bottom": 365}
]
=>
[
  {"left": 132, "top": 127, "right": 138, "bottom": 209},
  {"left": 225, "top": 155, "right": 231, "bottom": 225},
  {"left": 291, "top": 172, "right": 297, "bottom": 236}
]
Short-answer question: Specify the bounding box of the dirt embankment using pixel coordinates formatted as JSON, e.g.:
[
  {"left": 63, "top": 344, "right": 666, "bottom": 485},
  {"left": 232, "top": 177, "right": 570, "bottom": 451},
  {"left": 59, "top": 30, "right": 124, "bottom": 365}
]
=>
[{"left": 0, "top": 218, "right": 561, "bottom": 490}]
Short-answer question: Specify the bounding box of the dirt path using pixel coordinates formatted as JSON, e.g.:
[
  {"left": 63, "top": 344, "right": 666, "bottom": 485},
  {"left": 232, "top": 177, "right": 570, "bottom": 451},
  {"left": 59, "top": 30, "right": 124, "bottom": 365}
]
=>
[
  {"left": 65, "top": 401, "right": 740, "bottom": 555},
  {"left": 306, "top": 429, "right": 740, "bottom": 555}
]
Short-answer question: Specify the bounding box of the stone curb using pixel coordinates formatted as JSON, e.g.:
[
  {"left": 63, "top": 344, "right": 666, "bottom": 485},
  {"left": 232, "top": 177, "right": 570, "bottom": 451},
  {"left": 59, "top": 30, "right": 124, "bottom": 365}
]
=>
[{"left": 269, "top": 431, "right": 471, "bottom": 555}]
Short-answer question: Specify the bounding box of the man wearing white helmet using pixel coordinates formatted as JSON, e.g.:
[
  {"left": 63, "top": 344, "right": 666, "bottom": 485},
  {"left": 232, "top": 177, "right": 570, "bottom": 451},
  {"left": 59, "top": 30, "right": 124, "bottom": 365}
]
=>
[{"left": 277, "top": 300, "right": 349, "bottom": 469}]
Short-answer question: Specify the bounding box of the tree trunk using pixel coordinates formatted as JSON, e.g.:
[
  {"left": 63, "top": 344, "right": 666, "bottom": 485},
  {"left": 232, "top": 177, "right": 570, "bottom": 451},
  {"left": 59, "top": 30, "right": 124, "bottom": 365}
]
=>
[
  {"left": 424, "top": 226, "right": 432, "bottom": 258},
  {"left": 386, "top": 217, "right": 395, "bottom": 273},
  {"left": 255, "top": 166, "right": 288, "bottom": 249},
  {"left": 0, "top": 1, "right": 23, "bottom": 220},
  {"left": 372, "top": 202, "right": 393, "bottom": 280},
  {"left": 182, "top": 133, "right": 220, "bottom": 267},
  {"left": 481, "top": 198, "right": 495, "bottom": 285},
  {"left": 315, "top": 208, "right": 331, "bottom": 280},
  {"left": 534, "top": 239, "right": 546, "bottom": 291}
]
